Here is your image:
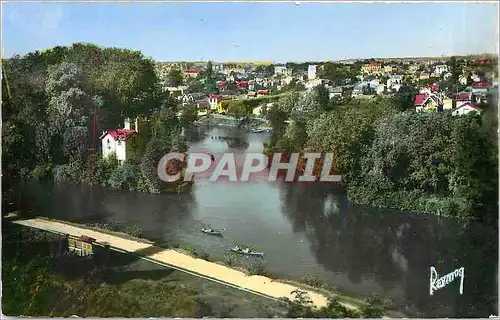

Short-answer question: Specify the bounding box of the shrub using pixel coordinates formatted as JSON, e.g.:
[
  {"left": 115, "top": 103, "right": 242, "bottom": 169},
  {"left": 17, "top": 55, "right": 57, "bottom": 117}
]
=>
[
  {"left": 248, "top": 261, "right": 269, "bottom": 276},
  {"left": 223, "top": 253, "right": 237, "bottom": 267},
  {"left": 108, "top": 164, "right": 139, "bottom": 190}
]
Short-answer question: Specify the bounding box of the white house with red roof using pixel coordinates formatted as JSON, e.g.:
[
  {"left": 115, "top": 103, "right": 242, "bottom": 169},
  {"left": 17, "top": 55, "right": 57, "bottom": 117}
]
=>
[
  {"left": 455, "top": 92, "right": 472, "bottom": 108},
  {"left": 471, "top": 81, "right": 489, "bottom": 93},
  {"left": 208, "top": 94, "right": 223, "bottom": 110},
  {"left": 183, "top": 69, "right": 201, "bottom": 78},
  {"left": 452, "top": 102, "right": 483, "bottom": 116},
  {"left": 414, "top": 92, "right": 441, "bottom": 112},
  {"left": 100, "top": 118, "right": 142, "bottom": 165}
]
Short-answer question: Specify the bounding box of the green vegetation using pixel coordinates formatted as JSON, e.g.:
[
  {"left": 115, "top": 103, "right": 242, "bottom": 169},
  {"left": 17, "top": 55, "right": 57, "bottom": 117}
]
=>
[
  {"left": 27, "top": 217, "right": 394, "bottom": 316},
  {"left": 2, "top": 223, "right": 285, "bottom": 317},
  {"left": 279, "top": 289, "right": 387, "bottom": 318},
  {"left": 3, "top": 43, "right": 195, "bottom": 194},
  {"left": 267, "top": 86, "right": 498, "bottom": 220},
  {"left": 167, "top": 68, "right": 184, "bottom": 87}
]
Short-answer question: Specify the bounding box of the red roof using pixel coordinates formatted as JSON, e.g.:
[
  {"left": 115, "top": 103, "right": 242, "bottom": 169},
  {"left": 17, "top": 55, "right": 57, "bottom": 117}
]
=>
[
  {"left": 209, "top": 94, "right": 222, "bottom": 100},
  {"left": 472, "top": 81, "right": 488, "bottom": 88},
  {"left": 101, "top": 129, "right": 136, "bottom": 141},
  {"left": 365, "top": 62, "right": 381, "bottom": 67},
  {"left": 455, "top": 92, "right": 471, "bottom": 101},
  {"left": 472, "top": 59, "right": 490, "bottom": 65},
  {"left": 218, "top": 81, "right": 225, "bottom": 88},
  {"left": 456, "top": 102, "right": 483, "bottom": 111},
  {"left": 236, "top": 81, "right": 248, "bottom": 88},
  {"left": 184, "top": 69, "right": 201, "bottom": 74},
  {"left": 258, "top": 90, "right": 269, "bottom": 95},
  {"left": 196, "top": 100, "right": 209, "bottom": 107},
  {"left": 414, "top": 93, "right": 429, "bottom": 106}
]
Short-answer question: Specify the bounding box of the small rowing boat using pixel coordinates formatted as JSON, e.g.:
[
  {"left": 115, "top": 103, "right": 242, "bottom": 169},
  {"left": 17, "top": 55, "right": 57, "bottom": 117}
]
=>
[
  {"left": 201, "top": 228, "right": 224, "bottom": 236},
  {"left": 229, "top": 246, "right": 264, "bottom": 257},
  {"left": 252, "top": 129, "right": 264, "bottom": 133}
]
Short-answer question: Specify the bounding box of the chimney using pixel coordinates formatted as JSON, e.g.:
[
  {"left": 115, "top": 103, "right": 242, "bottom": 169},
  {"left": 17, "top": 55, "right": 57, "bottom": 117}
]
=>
[{"left": 124, "top": 118, "right": 131, "bottom": 130}]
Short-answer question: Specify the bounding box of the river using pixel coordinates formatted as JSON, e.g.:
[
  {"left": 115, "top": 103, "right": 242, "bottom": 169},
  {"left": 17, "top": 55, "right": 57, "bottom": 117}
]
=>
[{"left": 3, "top": 126, "right": 498, "bottom": 318}]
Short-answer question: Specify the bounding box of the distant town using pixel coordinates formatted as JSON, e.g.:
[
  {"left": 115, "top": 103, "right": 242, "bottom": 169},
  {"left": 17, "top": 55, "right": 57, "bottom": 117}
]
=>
[{"left": 155, "top": 54, "right": 498, "bottom": 118}]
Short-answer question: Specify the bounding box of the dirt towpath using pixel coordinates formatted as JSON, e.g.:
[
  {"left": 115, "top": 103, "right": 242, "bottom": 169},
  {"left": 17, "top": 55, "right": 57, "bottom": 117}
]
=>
[{"left": 14, "top": 218, "right": 356, "bottom": 310}]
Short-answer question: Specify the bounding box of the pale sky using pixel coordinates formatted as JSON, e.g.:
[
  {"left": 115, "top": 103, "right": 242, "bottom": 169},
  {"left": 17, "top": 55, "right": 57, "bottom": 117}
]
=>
[{"left": 2, "top": 2, "right": 498, "bottom": 62}]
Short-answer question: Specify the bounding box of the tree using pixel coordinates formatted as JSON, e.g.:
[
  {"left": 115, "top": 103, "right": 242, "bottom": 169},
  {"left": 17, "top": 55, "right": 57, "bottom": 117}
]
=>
[
  {"left": 225, "top": 100, "right": 248, "bottom": 119},
  {"left": 167, "top": 68, "right": 184, "bottom": 87},
  {"left": 393, "top": 85, "right": 418, "bottom": 112},
  {"left": 46, "top": 62, "right": 91, "bottom": 131},
  {"left": 180, "top": 106, "right": 198, "bottom": 128}
]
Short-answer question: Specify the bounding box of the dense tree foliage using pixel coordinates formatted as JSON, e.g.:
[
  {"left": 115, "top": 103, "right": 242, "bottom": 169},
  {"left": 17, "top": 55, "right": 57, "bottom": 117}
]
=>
[
  {"left": 2, "top": 43, "right": 183, "bottom": 194},
  {"left": 319, "top": 62, "right": 360, "bottom": 85},
  {"left": 167, "top": 68, "right": 184, "bottom": 87},
  {"left": 267, "top": 87, "right": 498, "bottom": 219}
]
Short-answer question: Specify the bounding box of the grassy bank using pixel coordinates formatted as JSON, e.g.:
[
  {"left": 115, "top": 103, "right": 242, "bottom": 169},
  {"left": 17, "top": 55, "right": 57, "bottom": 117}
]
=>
[
  {"left": 2, "top": 221, "right": 286, "bottom": 317},
  {"left": 33, "top": 217, "right": 397, "bottom": 316}
]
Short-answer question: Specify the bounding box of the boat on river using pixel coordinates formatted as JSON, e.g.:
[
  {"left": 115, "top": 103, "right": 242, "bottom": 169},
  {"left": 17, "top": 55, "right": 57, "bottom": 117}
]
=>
[
  {"left": 201, "top": 227, "right": 224, "bottom": 237},
  {"left": 252, "top": 129, "right": 264, "bottom": 133},
  {"left": 229, "top": 246, "right": 264, "bottom": 257}
]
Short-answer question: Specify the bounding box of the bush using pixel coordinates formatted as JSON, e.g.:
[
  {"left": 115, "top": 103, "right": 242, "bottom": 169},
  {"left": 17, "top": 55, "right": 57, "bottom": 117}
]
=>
[
  {"left": 248, "top": 261, "right": 269, "bottom": 276},
  {"left": 108, "top": 164, "right": 139, "bottom": 190},
  {"left": 223, "top": 253, "right": 237, "bottom": 267},
  {"left": 280, "top": 290, "right": 388, "bottom": 318},
  {"left": 31, "top": 162, "right": 53, "bottom": 180}
]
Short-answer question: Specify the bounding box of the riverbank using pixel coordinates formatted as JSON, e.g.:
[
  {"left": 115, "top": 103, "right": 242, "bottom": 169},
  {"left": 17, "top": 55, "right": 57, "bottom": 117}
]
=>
[
  {"left": 13, "top": 216, "right": 409, "bottom": 317},
  {"left": 13, "top": 217, "right": 332, "bottom": 308},
  {"left": 2, "top": 222, "right": 286, "bottom": 317}
]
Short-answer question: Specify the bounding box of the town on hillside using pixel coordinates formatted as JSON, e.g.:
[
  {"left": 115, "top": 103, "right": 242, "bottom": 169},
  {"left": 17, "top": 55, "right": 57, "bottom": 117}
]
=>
[
  {"left": 2, "top": 2, "right": 498, "bottom": 319},
  {"left": 155, "top": 56, "right": 498, "bottom": 118}
]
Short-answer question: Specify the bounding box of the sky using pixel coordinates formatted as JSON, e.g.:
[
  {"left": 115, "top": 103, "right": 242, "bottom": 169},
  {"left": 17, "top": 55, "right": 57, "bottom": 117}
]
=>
[{"left": 2, "top": 1, "right": 498, "bottom": 62}]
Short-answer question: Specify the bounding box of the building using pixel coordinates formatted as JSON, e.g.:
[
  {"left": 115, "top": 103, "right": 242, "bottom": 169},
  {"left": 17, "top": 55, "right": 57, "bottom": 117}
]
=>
[
  {"left": 387, "top": 75, "right": 403, "bottom": 89},
  {"left": 471, "top": 81, "right": 489, "bottom": 93},
  {"left": 184, "top": 69, "right": 201, "bottom": 78},
  {"left": 376, "top": 84, "right": 386, "bottom": 95},
  {"left": 100, "top": 118, "right": 146, "bottom": 165},
  {"left": 384, "top": 66, "right": 393, "bottom": 73},
  {"left": 208, "top": 94, "right": 223, "bottom": 110},
  {"left": 308, "top": 65, "right": 318, "bottom": 80},
  {"left": 442, "top": 98, "right": 453, "bottom": 110},
  {"left": 434, "top": 65, "right": 449, "bottom": 76},
  {"left": 329, "top": 87, "right": 343, "bottom": 98},
  {"left": 409, "top": 65, "right": 419, "bottom": 73},
  {"left": 414, "top": 93, "right": 441, "bottom": 112},
  {"left": 452, "top": 102, "right": 483, "bottom": 116},
  {"left": 472, "top": 58, "right": 491, "bottom": 65},
  {"left": 274, "top": 66, "right": 287, "bottom": 76},
  {"left": 362, "top": 62, "right": 382, "bottom": 74}
]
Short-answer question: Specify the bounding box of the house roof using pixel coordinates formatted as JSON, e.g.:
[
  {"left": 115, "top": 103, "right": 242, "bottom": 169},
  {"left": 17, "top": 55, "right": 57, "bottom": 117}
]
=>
[
  {"left": 196, "top": 100, "right": 209, "bottom": 107},
  {"left": 100, "top": 129, "right": 136, "bottom": 141},
  {"left": 455, "top": 102, "right": 483, "bottom": 111},
  {"left": 455, "top": 92, "right": 471, "bottom": 101},
  {"left": 209, "top": 94, "right": 222, "bottom": 100},
  {"left": 365, "top": 62, "right": 381, "bottom": 67},
  {"left": 258, "top": 90, "right": 269, "bottom": 94},
  {"left": 184, "top": 69, "right": 201, "bottom": 73},
  {"left": 472, "top": 81, "right": 488, "bottom": 88},
  {"left": 414, "top": 93, "right": 429, "bottom": 106}
]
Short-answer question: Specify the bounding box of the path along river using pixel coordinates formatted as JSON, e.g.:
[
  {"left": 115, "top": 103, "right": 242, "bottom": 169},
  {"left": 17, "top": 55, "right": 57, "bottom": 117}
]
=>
[{"left": 4, "top": 126, "right": 498, "bottom": 318}]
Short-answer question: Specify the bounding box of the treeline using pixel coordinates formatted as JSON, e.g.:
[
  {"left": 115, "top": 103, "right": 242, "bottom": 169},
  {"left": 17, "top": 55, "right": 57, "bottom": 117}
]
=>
[
  {"left": 2, "top": 43, "right": 190, "bottom": 193},
  {"left": 267, "top": 87, "right": 498, "bottom": 221}
]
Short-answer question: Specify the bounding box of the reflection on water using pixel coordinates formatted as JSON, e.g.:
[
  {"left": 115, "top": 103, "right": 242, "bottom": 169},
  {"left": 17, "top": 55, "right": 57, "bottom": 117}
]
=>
[{"left": 3, "top": 127, "right": 497, "bottom": 318}]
